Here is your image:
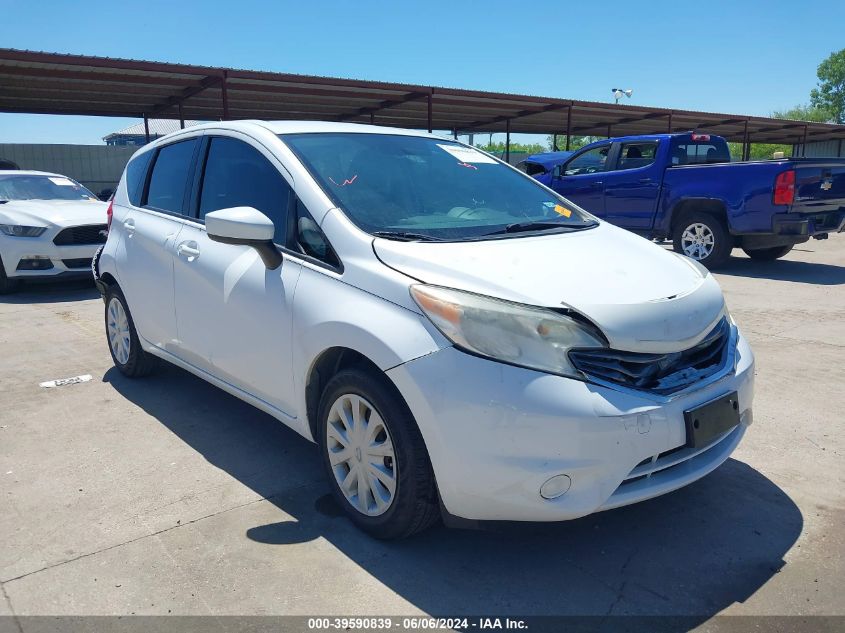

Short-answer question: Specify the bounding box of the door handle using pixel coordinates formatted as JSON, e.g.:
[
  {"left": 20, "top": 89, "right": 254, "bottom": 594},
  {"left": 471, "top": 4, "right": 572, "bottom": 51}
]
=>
[
  {"left": 123, "top": 217, "right": 135, "bottom": 236},
  {"left": 639, "top": 177, "right": 652, "bottom": 183},
  {"left": 592, "top": 181, "right": 604, "bottom": 187},
  {"left": 176, "top": 241, "right": 200, "bottom": 260}
]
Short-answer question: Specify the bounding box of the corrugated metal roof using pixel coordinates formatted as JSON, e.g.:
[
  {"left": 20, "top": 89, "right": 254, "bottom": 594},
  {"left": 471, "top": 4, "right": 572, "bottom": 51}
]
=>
[
  {"left": 103, "top": 119, "right": 201, "bottom": 140},
  {"left": 1, "top": 48, "right": 844, "bottom": 145}
]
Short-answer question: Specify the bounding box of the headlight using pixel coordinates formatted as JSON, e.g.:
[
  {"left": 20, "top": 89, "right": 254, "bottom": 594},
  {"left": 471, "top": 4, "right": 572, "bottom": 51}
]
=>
[
  {"left": 410, "top": 285, "right": 606, "bottom": 378},
  {"left": 0, "top": 224, "right": 47, "bottom": 237}
]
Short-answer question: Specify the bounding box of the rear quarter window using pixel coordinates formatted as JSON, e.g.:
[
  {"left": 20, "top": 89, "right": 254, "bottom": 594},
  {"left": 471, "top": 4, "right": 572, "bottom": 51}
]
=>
[{"left": 124, "top": 150, "right": 153, "bottom": 207}]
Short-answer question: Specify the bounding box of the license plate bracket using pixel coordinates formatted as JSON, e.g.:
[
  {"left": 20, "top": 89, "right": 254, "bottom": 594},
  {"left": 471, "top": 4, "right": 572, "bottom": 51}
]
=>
[{"left": 684, "top": 391, "right": 740, "bottom": 448}]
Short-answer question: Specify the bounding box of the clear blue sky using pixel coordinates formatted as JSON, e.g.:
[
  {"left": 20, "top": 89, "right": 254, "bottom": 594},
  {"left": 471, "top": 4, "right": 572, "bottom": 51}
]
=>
[{"left": 1, "top": 0, "right": 843, "bottom": 145}]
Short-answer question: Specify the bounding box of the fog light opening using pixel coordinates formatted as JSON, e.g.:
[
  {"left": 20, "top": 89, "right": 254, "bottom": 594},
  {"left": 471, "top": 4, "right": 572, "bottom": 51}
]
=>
[{"left": 540, "top": 474, "right": 571, "bottom": 500}]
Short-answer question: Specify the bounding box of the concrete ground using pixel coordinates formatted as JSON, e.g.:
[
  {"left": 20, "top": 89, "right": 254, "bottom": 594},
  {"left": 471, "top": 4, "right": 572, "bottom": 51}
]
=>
[{"left": 0, "top": 238, "right": 843, "bottom": 623}]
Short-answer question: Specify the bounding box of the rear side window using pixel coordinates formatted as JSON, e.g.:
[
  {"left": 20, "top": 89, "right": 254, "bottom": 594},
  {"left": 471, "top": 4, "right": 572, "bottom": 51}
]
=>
[
  {"left": 671, "top": 139, "right": 730, "bottom": 165},
  {"left": 616, "top": 142, "right": 657, "bottom": 171},
  {"left": 124, "top": 150, "right": 152, "bottom": 206},
  {"left": 145, "top": 139, "right": 199, "bottom": 214},
  {"left": 199, "top": 137, "right": 292, "bottom": 245}
]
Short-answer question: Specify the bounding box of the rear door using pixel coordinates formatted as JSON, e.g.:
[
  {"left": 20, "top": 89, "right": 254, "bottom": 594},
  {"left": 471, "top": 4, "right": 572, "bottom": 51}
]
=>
[
  {"left": 602, "top": 139, "right": 662, "bottom": 229},
  {"left": 115, "top": 137, "right": 200, "bottom": 352},
  {"left": 549, "top": 143, "right": 611, "bottom": 214},
  {"left": 172, "top": 132, "right": 302, "bottom": 416}
]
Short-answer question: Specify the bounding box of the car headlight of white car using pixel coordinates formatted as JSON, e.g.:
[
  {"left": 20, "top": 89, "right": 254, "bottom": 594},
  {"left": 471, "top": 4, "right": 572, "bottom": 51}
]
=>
[
  {"left": 410, "top": 284, "right": 606, "bottom": 378},
  {"left": 0, "top": 224, "right": 47, "bottom": 237}
]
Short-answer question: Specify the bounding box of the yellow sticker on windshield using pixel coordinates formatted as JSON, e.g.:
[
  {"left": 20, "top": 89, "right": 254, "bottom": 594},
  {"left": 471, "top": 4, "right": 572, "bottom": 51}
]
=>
[{"left": 554, "top": 204, "right": 572, "bottom": 218}]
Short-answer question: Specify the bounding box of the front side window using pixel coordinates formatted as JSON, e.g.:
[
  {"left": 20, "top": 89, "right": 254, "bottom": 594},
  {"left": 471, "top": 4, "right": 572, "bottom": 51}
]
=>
[
  {"left": 145, "top": 138, "right": 199, "bottom": 214},
  {"left": 199, "top": 137, "right": 292, "bottom": 245},
  {"left": 563, "top": 145, "right": 610, "bottom": 176},
  {"left": 0, "top": 174, "right": 97, "bottom": 202},
  {"left": 281, "top": 133, "right": 595, "bottom": 241},
  {"left": 616, "top": 142, "right": 658, "bottom": 171}
]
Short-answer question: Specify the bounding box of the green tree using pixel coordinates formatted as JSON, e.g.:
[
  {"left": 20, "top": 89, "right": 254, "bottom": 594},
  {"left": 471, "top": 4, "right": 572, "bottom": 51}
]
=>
[
  {"left": 771, "top": 103, "right": 831, "bottom": 123},
  {"left": 810, "top": 48, "right": 845, "bottom": 123},
  {"left": 546, "top": 135, "right": 600, "bottom": 151}
]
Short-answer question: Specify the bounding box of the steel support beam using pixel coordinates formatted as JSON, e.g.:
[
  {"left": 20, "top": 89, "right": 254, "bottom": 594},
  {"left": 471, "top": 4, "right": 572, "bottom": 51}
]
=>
[
  {"left": 178, "top": 103, "right": 184, "bottom": 129},
  {"left": 150, "top": 74, "right": 223, "bottom": 116},
  {"left": 143, "top": 115, "right": 150, "bottom": 143},
  {"left": 338, "top": 91, "right": 428, "bottom": 122},
  {"left": 505, "top": 119, "right": 511, "bottom": 163},
  {"left": 221, "top": 71, "right": 229, "bottom": 120},
  {"left": 802, "top": 124, "right": 808, "bottom": 156},
  {"left": 565, "top": 105, "right": 572, "bottom": 150}
]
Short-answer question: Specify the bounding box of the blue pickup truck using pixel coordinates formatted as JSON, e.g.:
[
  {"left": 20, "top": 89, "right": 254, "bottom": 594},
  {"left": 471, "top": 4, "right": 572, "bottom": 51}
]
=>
[{"left": 539, "top": 132, "right": 845, "bottom": 266}]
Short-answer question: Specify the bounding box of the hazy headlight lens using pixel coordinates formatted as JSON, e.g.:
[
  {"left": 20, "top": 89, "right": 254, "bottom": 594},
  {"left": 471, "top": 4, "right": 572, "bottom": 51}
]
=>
[
  {"left": 411, "top": 285, "right": 605, "bottom": 378},
  {"left": 0, "top": 224, "right": 47, "bottom": 237}
]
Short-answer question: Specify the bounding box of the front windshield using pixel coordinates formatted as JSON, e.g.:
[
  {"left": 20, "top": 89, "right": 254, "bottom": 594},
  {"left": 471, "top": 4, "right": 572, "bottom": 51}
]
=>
[
  {"left": 0, "top": 175, "right": 98, "bottom": 202},
  {"left": 281, "top": 133, "right": 597, "bottom": 240}
]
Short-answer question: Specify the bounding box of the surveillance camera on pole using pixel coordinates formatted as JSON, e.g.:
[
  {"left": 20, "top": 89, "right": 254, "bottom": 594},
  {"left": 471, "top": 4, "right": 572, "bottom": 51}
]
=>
[{"left": 612, "top": 88, "right": 633, "bottom": 104}]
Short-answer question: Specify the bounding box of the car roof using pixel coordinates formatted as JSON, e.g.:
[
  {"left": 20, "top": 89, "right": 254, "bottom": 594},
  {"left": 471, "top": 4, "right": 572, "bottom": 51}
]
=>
[
  {"left": 168, "top": 119, "right": 443, "bottom": 139},
  {"left": 0, "top": 170, "right": 68, "bottom": 178}
]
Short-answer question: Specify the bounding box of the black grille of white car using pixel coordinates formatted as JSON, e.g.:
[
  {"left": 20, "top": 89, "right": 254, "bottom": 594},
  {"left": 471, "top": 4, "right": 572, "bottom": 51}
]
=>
[
  {"left": 62, "top": 258, "right": 93, "bottom": 269},
  {"left": 53, "top": 224, "right": 108, "bottom": 246},
  {"left": 568, "top": 317, "right": 730, "bottom": 395}
]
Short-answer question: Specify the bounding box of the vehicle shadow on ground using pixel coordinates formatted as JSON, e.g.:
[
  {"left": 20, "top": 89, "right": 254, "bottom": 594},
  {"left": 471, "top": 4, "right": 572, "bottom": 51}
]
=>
[
  {"left": 716, "top": 256, "right": 845, "bottom": 285},
  {"left": 105, "top": 363, "right": 802, "bottom": 628},
  {"left": 0, "top": 279, "right": 99, "bottom": 303}
]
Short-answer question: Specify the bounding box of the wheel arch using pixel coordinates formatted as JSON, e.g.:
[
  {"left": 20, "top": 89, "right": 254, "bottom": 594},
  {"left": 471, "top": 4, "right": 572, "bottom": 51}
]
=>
[{"left": 670, "top": 198, "right": 730, "bottom": 235}]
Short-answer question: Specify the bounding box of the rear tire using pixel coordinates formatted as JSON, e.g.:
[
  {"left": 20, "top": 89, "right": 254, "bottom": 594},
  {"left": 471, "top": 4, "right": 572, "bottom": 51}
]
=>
[
  {"left": 104, "top": 285, "right": 158, "bottom": 377},
  {"left": 0, "top": 254, "right": 21, "bottom": 294},
  {"left": 318, "top": 367, "right": 439, "bottom": 539},
  {"left": 672, "top": 211, "right": 732, "bottom": 268},
  {"left": 742, "top": 244, "right": 793, "bottom": 261}
]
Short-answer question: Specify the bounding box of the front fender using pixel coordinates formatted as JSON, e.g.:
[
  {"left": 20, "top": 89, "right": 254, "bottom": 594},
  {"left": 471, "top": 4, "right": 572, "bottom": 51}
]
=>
[{"left": 291, "top": 264, "right": 448, "bottom": 437}]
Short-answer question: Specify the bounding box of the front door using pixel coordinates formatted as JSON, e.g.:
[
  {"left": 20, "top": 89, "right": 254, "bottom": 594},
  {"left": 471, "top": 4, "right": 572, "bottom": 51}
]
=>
[
  {"left": 550, "top": 143, "right": 611, "bottom": 215},
  {"left": 172, "top": 134, "right": 301, "bottom": 416}
]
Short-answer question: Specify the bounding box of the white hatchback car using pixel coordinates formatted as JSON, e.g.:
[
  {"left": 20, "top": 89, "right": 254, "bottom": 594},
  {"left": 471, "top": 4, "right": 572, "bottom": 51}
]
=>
[
  {"left": 0, "top": 171, "right": 108, "bottom": 293},
  {"left": 96, "top": 121, "right": 754, "bottom": 539}
]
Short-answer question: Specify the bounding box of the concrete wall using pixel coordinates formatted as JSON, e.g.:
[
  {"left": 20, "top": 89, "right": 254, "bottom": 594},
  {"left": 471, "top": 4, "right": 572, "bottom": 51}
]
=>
[{"left": 0, "top": 144, "right": 136, "bottom": 195}]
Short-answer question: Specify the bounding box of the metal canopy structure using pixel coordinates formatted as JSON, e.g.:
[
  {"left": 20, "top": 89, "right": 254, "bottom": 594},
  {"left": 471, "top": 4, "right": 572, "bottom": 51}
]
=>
[{"left": 3, "top": 48, "right": 845, "bottom": 152}]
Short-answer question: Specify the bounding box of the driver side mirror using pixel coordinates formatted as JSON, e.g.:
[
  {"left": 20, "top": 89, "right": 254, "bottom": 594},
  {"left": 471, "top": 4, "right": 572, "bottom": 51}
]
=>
[{"left": 205, "top": 206, "right": 283, "bottom": 270}]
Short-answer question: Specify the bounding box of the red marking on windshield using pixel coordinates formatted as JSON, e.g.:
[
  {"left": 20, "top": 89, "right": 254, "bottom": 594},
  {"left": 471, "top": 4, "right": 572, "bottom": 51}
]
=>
[
  {"left": 329, "top": 174, "right": 358, "bottom": 186},
  {"left": 457, "top": 162, "right": 478, "bottom": 170}
]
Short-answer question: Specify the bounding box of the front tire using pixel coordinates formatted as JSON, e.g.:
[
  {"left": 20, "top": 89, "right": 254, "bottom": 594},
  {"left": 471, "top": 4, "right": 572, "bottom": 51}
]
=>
[
  {"left": 318, "top": 368, "right": 439, "bottom": 539},
  {"left": 742, "top": 244, "right": 793, "bottom": 261},
  {"left": 104, "top": 285, "right": 158, "bottom": 377},
  {"left": 672, "top": 212, "right": 732, "bottom": 268}
]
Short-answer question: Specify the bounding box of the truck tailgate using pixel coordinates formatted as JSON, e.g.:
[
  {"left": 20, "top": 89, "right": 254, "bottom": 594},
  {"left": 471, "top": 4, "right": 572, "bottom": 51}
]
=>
[{"left": 793, "top": 161, "right": 845, "bottom": 214}]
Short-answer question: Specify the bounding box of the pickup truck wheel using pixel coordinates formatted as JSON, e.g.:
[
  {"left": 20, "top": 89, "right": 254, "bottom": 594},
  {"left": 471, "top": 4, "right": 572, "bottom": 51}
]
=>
[
  {"left": 318, "top": 367, "right": 440, "bottom": 539},
  {"left": 0, "top": 254, "right": 21, "bottom": 294},
  {"left": 742, "top": 245, "right": 793, "bottom": 261},
  {"left": 673, "top": 213, "right": 732, "bottom": 268}
]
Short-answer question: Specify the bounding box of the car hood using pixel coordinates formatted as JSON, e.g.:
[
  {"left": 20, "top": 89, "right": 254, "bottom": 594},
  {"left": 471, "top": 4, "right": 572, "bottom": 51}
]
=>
[
  {"left": 374, "top": 222, "right": 726, "bottom": 353},
  {"left": 0, "top": 199, "right": 108, "bottom": 228}
]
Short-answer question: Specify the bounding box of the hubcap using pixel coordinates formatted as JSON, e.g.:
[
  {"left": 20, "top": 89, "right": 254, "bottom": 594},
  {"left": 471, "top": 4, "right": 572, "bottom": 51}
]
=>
[
  {"left": 326, "top": 393, "right": 397, "bottom": 516},
  {"left": 107, "top": 297, "right": 131, "bottom": 365},
  {"left": 681, "top": 222, "right": 715, "bottom": 260}
]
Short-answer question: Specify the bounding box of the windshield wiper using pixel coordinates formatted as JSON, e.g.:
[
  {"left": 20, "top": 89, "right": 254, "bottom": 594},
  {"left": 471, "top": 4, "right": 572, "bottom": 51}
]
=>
[
  {"left": 485, "top": 220, "right": 598, "bottom": 236},
  {"left": 372, "top": 231, "right": 445, "bottom": 242}
]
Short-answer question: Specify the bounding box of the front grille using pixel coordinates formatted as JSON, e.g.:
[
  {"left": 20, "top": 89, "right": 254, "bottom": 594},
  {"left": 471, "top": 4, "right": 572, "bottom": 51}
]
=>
[
  {"left": 569, "top": 317, "right": 730, "bottom": 395},
  {"left": 62, "top": 258, "right": 92, "bottom": 269},
  {"left": 53, "top": 224, "right": 108, "bottom": 246}
]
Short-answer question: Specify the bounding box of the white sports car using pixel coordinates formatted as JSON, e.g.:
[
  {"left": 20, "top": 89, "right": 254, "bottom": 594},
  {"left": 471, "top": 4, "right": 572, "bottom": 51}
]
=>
[{"left": 0, "top": 170, "right": 108, "bottom": 293}]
